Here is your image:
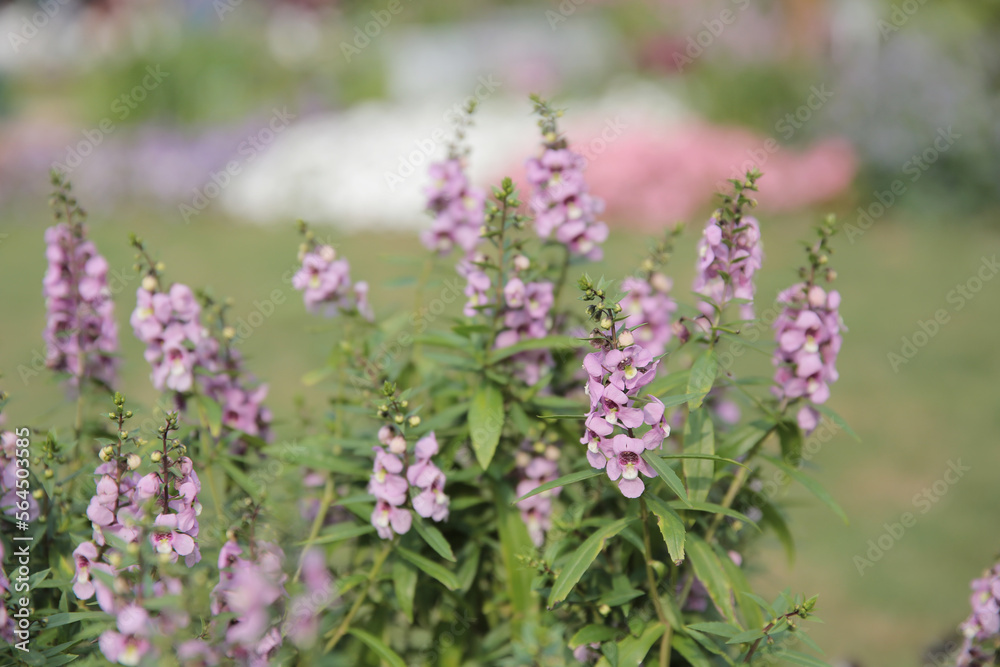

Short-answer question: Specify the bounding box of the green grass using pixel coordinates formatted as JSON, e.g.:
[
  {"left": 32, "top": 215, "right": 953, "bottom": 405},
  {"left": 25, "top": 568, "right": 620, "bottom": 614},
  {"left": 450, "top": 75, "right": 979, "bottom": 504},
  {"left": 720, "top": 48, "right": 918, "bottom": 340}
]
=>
[{"left": 1, "top": 200, "right": 998, "bottom": 666}]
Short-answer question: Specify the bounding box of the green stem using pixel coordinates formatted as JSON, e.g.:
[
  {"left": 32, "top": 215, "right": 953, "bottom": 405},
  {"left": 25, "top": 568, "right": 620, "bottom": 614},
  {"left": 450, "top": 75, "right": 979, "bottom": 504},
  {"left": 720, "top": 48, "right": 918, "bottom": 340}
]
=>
[
  {"left": 324, "top": 543, "right": 392, "bottom": 652},
  {"left": 293, "top": 477, "right": 337, "bottom": 583},
  {"left": 640, "top": 498, "right": 672, "bottom": 667}
]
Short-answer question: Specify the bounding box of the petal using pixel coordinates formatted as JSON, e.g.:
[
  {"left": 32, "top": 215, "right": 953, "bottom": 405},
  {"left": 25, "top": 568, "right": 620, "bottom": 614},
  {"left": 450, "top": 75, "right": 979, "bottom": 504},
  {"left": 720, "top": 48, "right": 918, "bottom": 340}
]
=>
[{"left": 618, "top": 477, "right": 645, "bottom": 498}]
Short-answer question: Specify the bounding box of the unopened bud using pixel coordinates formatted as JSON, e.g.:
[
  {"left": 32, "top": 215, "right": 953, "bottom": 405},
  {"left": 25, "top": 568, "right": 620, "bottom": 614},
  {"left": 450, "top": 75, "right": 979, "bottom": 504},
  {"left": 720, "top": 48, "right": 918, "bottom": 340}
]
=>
[
  {"left": 99, "top": 446, "right": 113, "bottom": 462},
  {"left": 408, "top": 415, "right": 421, "bottom": 427},
  {"left": 43, "top": 469, "right": 54, "bottom": 479},
  {"left": 32, "top": 488, "right": 44, "bottom": 499},
  {"left": 126, "top": 453, "right": 141, "bottom": 470},
  {"left": 150, "top": 450, "right": 163, "bottom": 463},
  {"left": 650, "top": 272, "right": 672, "bottom": 294},
  {"left": 319, "top": 245, "right": 336, "bottom": 262},
  {"left": 141, "top": 275, "right": 158, "bottom": 292},
  {"left": 617, "top": 329, "right": 634, "bottom": 348},
  {"left": 514, "top": 451, "right": 532, "bottom": 469},
  {"left": 599, "top": 315, "right": 612, "bottom": 330},
  {"left": 513, "top": 254, "right": 530, "bottom": 272},
  {"left": 394, "top": 414, "right": 405, "bottom": 424},
  {"left": 388, "top": 436, "right": 407, "bottom": 455},
  {"left": 544, "top": 445, "right": 560, "bottom": 461},
  {"left": 223, "top": 326, "right": 236, "bottom": 340}
]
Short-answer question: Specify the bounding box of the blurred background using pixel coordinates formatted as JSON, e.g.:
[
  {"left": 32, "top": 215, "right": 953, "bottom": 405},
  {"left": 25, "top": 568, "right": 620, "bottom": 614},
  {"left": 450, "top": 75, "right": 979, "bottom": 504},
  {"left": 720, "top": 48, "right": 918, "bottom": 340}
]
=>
[{"left": 0, "top": 0, "right": 998, "bottom": 664}]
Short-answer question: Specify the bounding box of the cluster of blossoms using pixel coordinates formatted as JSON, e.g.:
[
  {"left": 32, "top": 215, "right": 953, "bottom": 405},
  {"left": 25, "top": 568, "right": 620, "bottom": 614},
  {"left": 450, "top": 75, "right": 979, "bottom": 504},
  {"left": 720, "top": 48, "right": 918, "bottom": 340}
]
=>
[
  {"left": 73, "top": 402, "right": 199, "bottom": 665},
  {"left": 421, "top": 158, "right": 486, "bottom": 258},
  {"left": 693, "top": 212, "right": 763, "bottom": 321},
  {"left": 370, "top": 426, "right": 449, "bottom": 539},
  {"left": 957, "top": 562, "right": 1000, "bottom": 665},
  {"left": 208, "top": 537, "right": 287, "bottom": 665},
  {"left": 292, "top": 227, "right": 373, "bottom": 321},
  {"left": 0, "top": 430, "right": 39, "bottom": 523},
  {"left": 579, "top": 284, "right": 669, "bottom": 498},
  {"left": 526, "top": 144, "right": 608, "bottom": 261},
  {"left": 620, "top": 273, "right": 677, "bottom": 359},
  {"left": 513, "top": 440, "right": 562, "bottom": 547},
  {"left": 43, "top": 221, "right": 118, "bottom": 388},
  {"left": 497, "top": 266, "right": 555, "bottom": 385},
  {"left": 458, "top": 255, "right": 493, "bottom": 318},
  {"left": 771, "top": 283, "right": 843, "bottom": 434},
  {"left": 130, "top": 267, "right": 272, "bottom": 443}
]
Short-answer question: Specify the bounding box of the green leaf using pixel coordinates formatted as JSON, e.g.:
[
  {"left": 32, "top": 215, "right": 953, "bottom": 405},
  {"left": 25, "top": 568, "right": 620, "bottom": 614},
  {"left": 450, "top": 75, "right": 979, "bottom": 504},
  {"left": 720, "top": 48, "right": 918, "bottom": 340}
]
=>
[
  {"left": 780, "top": 650, "right": 833, "bottom": 666},
  {"left": 513, "top": 469, "right": 602, "bottom": 504},
  {"left": 641, "top": 453, "right": 689, "bottom": 505},
  {"left": 614, "top": 622, "right": 664, "bottom": 667},
  {"left": 685, "top": 627, "right": 737, "bottom": 665},
  {"left": 347, "top": 628, "right": 406, "bottom": 667},
  {"left": 739, "top": 592, "right": 777, "bottom": 618},
  {"left": 412, "top": 517, "right": 456, "bottom": 562},
  {"left": 392, "top": 560, "right": 417, "bottom": 623},
  {"left": 601, "top": 641, "right": 620, "bottom": 667},
  {"left": 644, "top": 495, "right": 686, "bottom": 565},
  {"left": 43, "top": 611, "right": 111, "bottom": 629},
  {"left": 395, "top": 546, "right": 459, "bottom": 591},
  {"left": 469, "top": 382, "right": 504, "bottom": 470},
  {"left": 299, "top": 522, "right": 375, "bottom": 546},
  {"left": 686, "top": 622, "right": 742, "bottom": 639},
  {"left": 719, "top": 420, "right": 774, "bottom": 460},
  {"left": 686, "top": 535, "right": 737, "bottom": 624},
  {"left": 760, "top": 502, "right": 795, "bottom": 564},
  {"left": 669, "top": 500, "right": 760, "bottom": 531},
  {"left": 714, "top": 542, "right": 764, "bottom": 630},
  {"left": 725, "top": 627, "right": 768, "bottom": 645},
  {"left": 815, "top": 404, "right": 860, "bottom": 442},
  {"left": 686, "top": 350, "right": 717, "bottom": 409},
  {"left": 488, "top": 335, "right": 579, "bottom": 363},
  {"left": 683, "top": 407, "right": 716, "bottom": 503},
  {"left": 777, "top": 420, "right": 803, "bottom": 465},
  {"left": 219, "top": 458, "right": 261, "bottom": 503},
  {"left": 192, "top": 394, "right": 223, "bottom": 438},
  {"left": 456, "top": 545, "right": 481, "bottom": 593},
  {"left": 494, "top": 482, "right": 538, "bottom": 630},
  {"left": 671, "top": 633, "right": 714, "bottom": 667},
  {"left": 548, "top": 518, "right": 633, "bottom": 608},
  {"left": 570, "top": 624, "right": 618, "bottom": 648},
  {"left": 642, "top": 368, "right": 690, "bottom": 398},
  {"left": 763, "top": 455, "right": 848, "bottom": 524}
]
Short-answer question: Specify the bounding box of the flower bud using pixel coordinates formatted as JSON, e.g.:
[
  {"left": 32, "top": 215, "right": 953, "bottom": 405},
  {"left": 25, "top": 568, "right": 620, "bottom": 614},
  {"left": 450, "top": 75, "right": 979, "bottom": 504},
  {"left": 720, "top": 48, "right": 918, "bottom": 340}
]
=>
[
  {"left": 150, "top": 450, "right": 163, "bottom": 463},
  {"left": 223, "top": 326, "right": 236, "bottom": 340},
  {"left": 126, "top": 453, "right": 141, "bottom": 470},
  {"left": 650, "top": 272, "right": 672, "bottom": 294},
  {"left": 99, "top": 446, "right": 112, "bottom": 462},
  {"left": 388, "top": 435, "right": 407, "bottom": 455},
  {"left": 408, "top": 415, "right": 421, "bottom": 427},
  {"left": 32, "top": 489, "right": 44, "bottom": 499},
  {"left": 617, "top": 329, "right": 634, "bottom": 348},
  {"left": 672, "top": 320, "right": 690, "bottom": 344},
  {"left": 514, "top": 451, "right": 532, "bottom": 469},
  {"left": 599, "top": 315, "right": 612, "bottom": 330},
  {"left": 141, "top": 275, "right": 158, "bottom": 292},
  {"left": 44, "top": 469, "right": 54, "bottom": 479},
  {"left": 544, "top": 445, "right": 560, "bottom": 461},
  {"left": 108, "top": 552, "right": 123, "bottom": 568},
  {"left": 513, "top": 254, "right": 530, "bottom": 272},
  {"left": 155, "top": 262, "right": 166, "bottom": 272},
  {"left": 394, "top": 414, "right": 405, "bottom": 424},
  {"left": 319, "top": 245, "right": 337, "bottom": 262}
]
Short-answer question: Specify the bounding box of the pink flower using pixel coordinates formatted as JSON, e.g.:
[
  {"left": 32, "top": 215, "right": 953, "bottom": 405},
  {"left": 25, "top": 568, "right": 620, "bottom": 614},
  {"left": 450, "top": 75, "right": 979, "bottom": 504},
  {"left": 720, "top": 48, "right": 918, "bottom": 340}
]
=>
[
  {"left": 292, "top": 245, "right": 373, "bottom": 320},
  {"left": 371, "top": 500, "right": 412, "bottom": 539},
  {"left": 605, "top": 435, "right": 657, "bottom": 498},
  {"left": 71, "top": 541, "right": 100, "bottom": 599},
  {"left": 421, "top": 158, "right": 485, "bottom": 258},
  {"left": 621, "top": 274, "right": 677, "bottom": 358},
  {"left": 693, "top": 214, "right": 763, "bottom": 320},
  {"left": 150, "top": 513, "right": 196, "bottom": 561}
]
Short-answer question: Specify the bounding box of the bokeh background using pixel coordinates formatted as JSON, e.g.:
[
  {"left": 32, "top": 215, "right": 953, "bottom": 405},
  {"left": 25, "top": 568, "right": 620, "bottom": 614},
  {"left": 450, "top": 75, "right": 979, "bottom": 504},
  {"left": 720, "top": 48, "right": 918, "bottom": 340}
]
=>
[{"left": 1, "top": 0, "right": 999, "bottom": 665}]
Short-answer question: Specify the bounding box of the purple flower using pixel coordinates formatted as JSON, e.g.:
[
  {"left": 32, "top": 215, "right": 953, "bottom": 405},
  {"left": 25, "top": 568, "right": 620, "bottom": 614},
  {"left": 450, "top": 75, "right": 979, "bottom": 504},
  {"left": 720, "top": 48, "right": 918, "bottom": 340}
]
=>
[
  {"left": 605, "top": 435, "right": 657, "bottom": 498},
  {"left": 293, "top": 245, "right": 373, "bottom": 320},
  {"left": 369, "top": 446, "right": 409, "bottom": 506},
  {"left": 150, "top": 513, "right": 197, "bottom": 562},
  {"left": 527, "top": 147, "right": 608, "bottom": 260},
  {"left": 514, "top": 446, "right": 561, "bottom": 546},
  {"left": 693, "top": 215, "right": 763, "bottom": 320},
  {"left": 42, "top": 223, "right": 118, "bottom": 388},
  {"left": 621, "top": 274, "right": 677, "bottom": 358},
  {"left": 371, "top": 500, "right": 412, "bottom": 539},
  {"left": 772, "top": 283, "right": 843, "bottom": 434},
  {"left": 421, "top": 158, "right": 485, "bottom": 258},
  {"left": 99, "top": 630, "right": 151, "bottom": 666}
]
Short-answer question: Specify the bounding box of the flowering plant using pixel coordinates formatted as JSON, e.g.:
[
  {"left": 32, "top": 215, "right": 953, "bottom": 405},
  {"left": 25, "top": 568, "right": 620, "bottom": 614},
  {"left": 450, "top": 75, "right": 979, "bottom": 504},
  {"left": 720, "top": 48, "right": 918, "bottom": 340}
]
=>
[{"left": 9, "top": 96, "right": 968, "bottom": 667}]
